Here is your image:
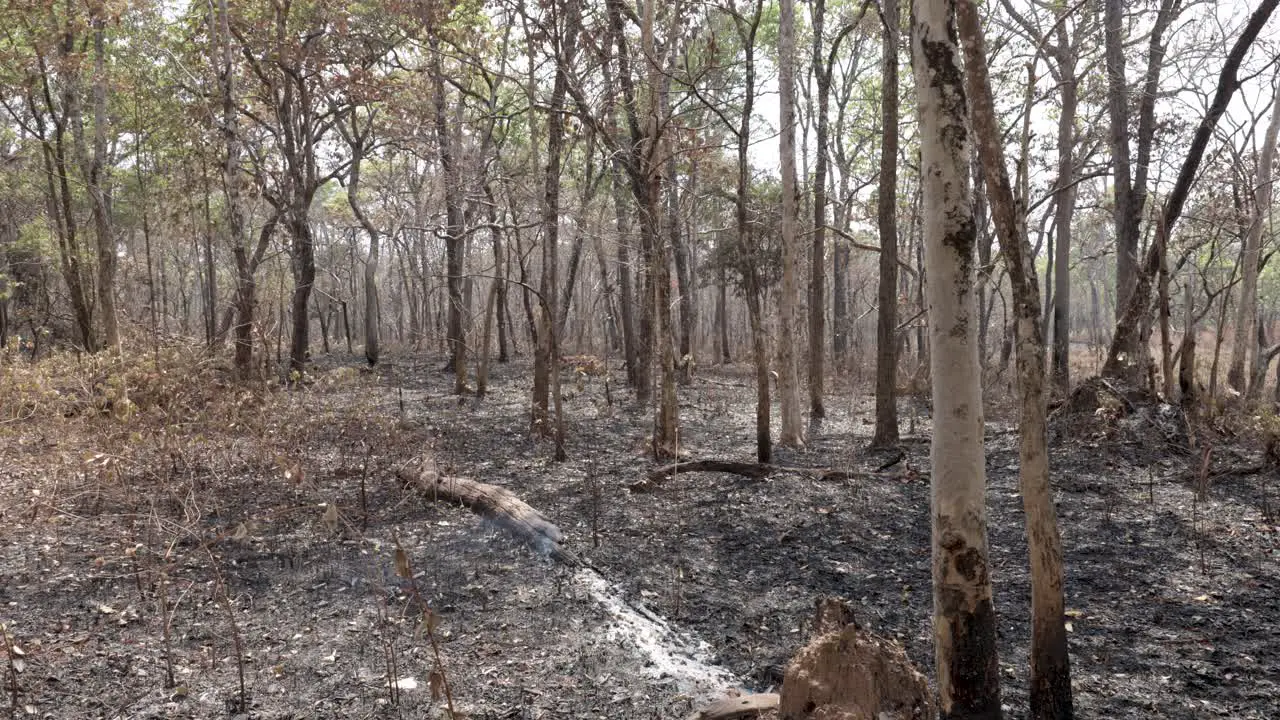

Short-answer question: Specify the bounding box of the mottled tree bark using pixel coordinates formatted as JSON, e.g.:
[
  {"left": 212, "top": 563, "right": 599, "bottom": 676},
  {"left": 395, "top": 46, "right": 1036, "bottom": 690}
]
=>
[
  {"left": 912, "top": 1, "right": 1003, "bottom": 716},
  {"left": 958, "top": 2, "right": 1073, "bottom": 717}
]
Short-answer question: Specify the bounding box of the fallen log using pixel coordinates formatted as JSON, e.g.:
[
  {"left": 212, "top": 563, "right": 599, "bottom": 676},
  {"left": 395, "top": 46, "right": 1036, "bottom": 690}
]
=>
[
  {"left": 398, "top": 456, "right": 578, "bottom": 565},
  {"left": 685, "top": 693, "right": 780, "bottom": 720},
  {"left": 631, "top": 459, "right": 910, "bottom": 492}
]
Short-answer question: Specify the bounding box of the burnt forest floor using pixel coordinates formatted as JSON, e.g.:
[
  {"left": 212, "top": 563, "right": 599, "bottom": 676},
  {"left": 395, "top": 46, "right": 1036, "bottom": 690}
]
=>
[{"left": 1, "top": 348, "right": 1278, "bottom": 719}]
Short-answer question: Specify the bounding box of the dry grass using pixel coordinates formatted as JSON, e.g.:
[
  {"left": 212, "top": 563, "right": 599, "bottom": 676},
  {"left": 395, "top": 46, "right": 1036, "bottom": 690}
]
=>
[{"left": 0, "top": 345, "right": 441, "bottom": 717}]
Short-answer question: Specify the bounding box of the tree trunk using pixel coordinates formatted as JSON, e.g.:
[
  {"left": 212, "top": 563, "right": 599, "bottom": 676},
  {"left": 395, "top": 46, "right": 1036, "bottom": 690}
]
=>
[
  {"left": 34, "top": 34, "right": 95, "bottom": 351},
  {"left": 643, "top": 0, "right": 678, "bottom": 459},
  {"left": 1104, "top": 0, "right": 1137, "bottom": 323},
  {"left": 429, "top": 34, "right": 467, "bottom": 390},
  {"left": 287, "top": 210, "right": 316, "bottom": 374},
  {"left": 612, "top": 165, "right": 640, "bottom": 387},
  {"left": 86, "top": 5, "right": 118, "bottom": 354},
  {"left": 215, "top": 0, "right": 258, "bottom": 378},
  {"left": 494, "top": 222, "right": 510, "bottom": 362},
  {"left": 1051, "top": 56, "right": 1077, "bottom": 395},
  {"left": 776, "top": 0, "right": 805, "bottom": 447},
  {"left": 807, "top": 0, "right": 832, "bottom": 420},
  {"left": 477, "top": 280, "right": 497, "bottom": 399},
  {"left": 958, "top": 3, "right": 1072, "bottom": 717},
  {"left": 871, "top": 0, "right": 900, "bottom": 450},
  {"left": 668, "top": 150, "right": 696, "bottom": 384},
  {"left": 533, "top": 35, "right": 570, "bottom": 431},
  {"left": 343, "top": 117, "right": 382, "bottom": 367},
  {"left": 1104, "top": 0, "right": 1280, "bottom": 381},
  {"left": 202, "top": 168, "right": 218, "bottom": 348},
  {"left": 735, "top": 0, "right": 770, "bottom": 463},
  {"left": 717, "top": 263, "right": 730, "bottom": 364},
  {"left": 1228, "top": 84, "right": 1280, "bottom": 395},
  {"left": 912, "top": 2, "right": 1004, "bottom": 716}
]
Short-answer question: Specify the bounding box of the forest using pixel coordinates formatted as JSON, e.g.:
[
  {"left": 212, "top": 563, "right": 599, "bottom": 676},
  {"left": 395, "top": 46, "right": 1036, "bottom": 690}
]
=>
[{"left": 1, "top": 0, "right": 1279, "bottom": 718}]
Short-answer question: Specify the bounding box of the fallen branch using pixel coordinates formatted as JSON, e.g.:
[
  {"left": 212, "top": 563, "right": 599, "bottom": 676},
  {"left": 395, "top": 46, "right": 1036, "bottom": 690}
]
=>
[
  {"left": 685, "top": 693, "right": 780, "bottom": 720},
  {"left": 631, "top": 459, "right": 911, "bottom": 493},
  {"left": 1209, "top": 463, "right": 1265, "bottom": 482},
  {"left": 398, "top": 457, "right": 579, "bottom": 565}
]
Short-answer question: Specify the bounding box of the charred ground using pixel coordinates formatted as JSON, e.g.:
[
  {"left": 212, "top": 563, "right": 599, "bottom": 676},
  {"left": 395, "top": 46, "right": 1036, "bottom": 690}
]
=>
[{"left": 0, "top": 351, "right": 1276, "bottom": 719}]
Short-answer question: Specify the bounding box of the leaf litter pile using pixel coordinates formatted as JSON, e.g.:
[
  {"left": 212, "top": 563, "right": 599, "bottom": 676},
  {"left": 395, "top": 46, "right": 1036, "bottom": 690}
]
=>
[{"left": 0, "top": 349, "right": 1277, "bottom": 719}]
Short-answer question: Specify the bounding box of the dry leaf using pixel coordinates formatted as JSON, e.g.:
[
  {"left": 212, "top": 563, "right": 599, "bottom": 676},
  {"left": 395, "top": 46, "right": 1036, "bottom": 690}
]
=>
[
  {"left": 232, "top": 523, "right": 248, "bottom": 541},
  {"left": 394, "top": 547, "right": 411, "bottom": 579},
  {"left": 321, "top": 504, "right": 339, "bottom": 533},
  {"left": 425, "top": 610, "right": 440, "bottom": 635},
  {"left": 429, "top": 669, "right": 444, "bottom": 700}
]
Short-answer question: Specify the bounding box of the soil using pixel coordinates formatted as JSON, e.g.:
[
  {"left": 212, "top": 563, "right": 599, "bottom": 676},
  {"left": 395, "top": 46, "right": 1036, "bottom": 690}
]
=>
[{"left": 1, "top": 352, "right": 1277, "bottom": 719}]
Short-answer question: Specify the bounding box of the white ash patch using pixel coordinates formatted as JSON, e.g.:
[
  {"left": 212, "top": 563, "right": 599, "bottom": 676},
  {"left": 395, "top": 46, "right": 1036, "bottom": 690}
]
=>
[{"left": 574, "top": 567, "right": 743, "bottom": 703}]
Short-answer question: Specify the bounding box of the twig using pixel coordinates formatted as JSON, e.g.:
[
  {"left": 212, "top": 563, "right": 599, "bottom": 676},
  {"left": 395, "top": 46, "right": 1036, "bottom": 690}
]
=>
[{"left": 1, "top": 623, "right": 19, "bottom": 719}]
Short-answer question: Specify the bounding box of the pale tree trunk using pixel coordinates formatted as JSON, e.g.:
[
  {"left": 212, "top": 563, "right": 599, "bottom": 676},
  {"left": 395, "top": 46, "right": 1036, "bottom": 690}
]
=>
[
  {"left": 871, "top": 0, "right": 900, "bottom": 450},
  {"left": 777, "top": 0, "right": 805, "bottom": 447},
  {"left": 538, "top": 0, "right": 579, "bottom": 461},
  {"left": 833, "top": 149, "right": 851, "bottom": 362},
  {"left": 1228, "top": 83, "right": 1280, "bottom": 395},
  {"left": 911, "top": 2, "right": 1003, "bottom": 716},
  {"left": 958, "top": 2, "right": 1073, "bottom": 717}
]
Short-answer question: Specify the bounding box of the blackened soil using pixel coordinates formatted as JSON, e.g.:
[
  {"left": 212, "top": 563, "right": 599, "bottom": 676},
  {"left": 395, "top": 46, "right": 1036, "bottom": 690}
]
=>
[{"left": 1, "top": 354, "right": 1276, "bottom": 719}]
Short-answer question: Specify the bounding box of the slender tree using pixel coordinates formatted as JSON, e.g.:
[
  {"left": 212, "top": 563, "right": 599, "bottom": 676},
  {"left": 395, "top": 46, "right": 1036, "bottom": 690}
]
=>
[
  {"left": 776, "top": 0, "right": 805, "bottom": 447},
  {"left": 1104, "top": 0, "right": 1280, "bottom": 381},
  {"left": 912, "top": 1, "right": 1003, "bottom": 716},
  {"left": 1228, "top": 81, "right": 1280, "bottom": 396},
  {"left": 870, "top": 0, "right": 900, "bottom": 449},
  {"left": 958, "top": 2, "right": 1074, "bottom": 717}
]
